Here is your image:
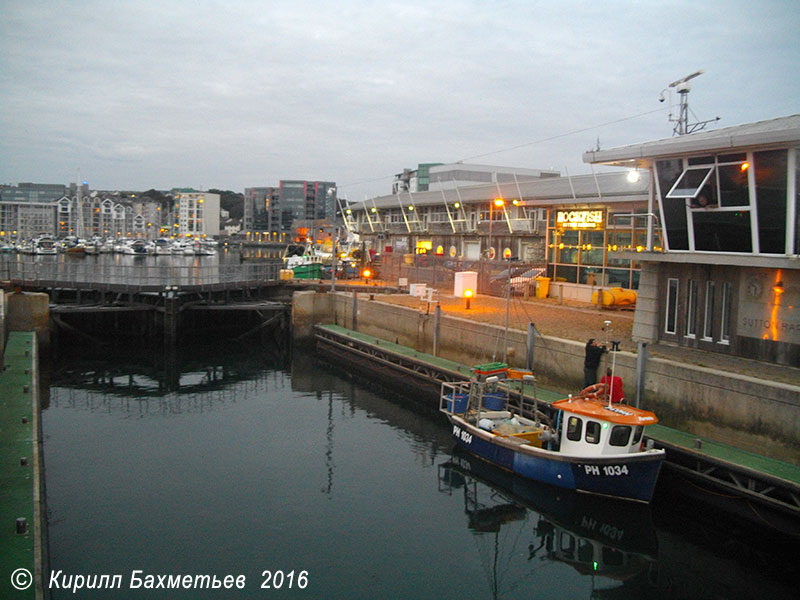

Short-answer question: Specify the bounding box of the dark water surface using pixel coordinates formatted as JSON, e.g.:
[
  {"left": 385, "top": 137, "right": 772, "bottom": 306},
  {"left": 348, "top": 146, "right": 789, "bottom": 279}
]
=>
[{"left": 42, "top": 343, "right": 798, "bottom": 599}]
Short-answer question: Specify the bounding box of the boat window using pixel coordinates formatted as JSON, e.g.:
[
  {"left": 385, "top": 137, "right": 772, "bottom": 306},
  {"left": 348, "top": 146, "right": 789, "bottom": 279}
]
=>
[
  {"left": 585, "top": 421, "right": 601, "bottom": 444},
  {"left": 602, "top": 546, "right": 625, "bottom": 566},
  {"left": 577, "top": 540, "right": 593, "bottom": 563},
  {"left": 566, "top": 416, "right": 583, "bottom": 441},
  {"left": 632, "top": 426, "right": 644, "bottom": 445},
  {"left": 609, "top": 425, "right": 632, "bottom": 447},
  {"left": 559, "top": 532, "right": 575, "bottom": 559}
]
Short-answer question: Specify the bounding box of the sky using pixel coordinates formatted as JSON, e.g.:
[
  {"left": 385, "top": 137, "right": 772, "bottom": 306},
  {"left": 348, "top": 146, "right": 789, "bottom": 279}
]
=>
[{"left": 1, "top": 0, "right": 799, "bottom": 202}]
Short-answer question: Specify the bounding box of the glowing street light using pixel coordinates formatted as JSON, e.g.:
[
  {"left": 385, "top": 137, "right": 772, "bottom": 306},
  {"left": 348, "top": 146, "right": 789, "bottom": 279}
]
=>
[{"left": 464, "top": 288, "right": 473, "bottom": 310}]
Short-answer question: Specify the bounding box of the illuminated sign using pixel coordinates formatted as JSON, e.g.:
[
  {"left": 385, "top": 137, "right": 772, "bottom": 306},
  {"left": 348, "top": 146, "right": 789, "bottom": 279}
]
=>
[{"left": 556, "top": 210, "right": 604, "bottom": 229}]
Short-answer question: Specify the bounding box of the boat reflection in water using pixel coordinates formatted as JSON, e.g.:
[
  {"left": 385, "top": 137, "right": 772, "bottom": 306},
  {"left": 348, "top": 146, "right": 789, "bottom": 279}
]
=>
[{"left": 438, "top": 450, "right": 658, "bottom": 597}]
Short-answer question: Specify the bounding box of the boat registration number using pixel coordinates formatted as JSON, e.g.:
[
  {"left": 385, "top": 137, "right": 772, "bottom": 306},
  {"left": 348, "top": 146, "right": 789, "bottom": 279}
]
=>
[
  {"left": 452, "top": 425, "right": 473, "bottom": 445},
  {"left": 584, "top": 464, "right": 629, "bottom": 476}
]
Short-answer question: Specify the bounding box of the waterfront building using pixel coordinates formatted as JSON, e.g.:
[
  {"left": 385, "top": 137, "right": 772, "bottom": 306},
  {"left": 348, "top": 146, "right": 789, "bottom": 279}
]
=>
[
  {"left": 171, "top": 190, "right": 220, "bottom": 239},
  {"left": 243, "top": 181, "right": 337, "bottom": 242},
  {"left": 56, "top": 189, "right": 165, "bottom": 239},
  {"left": 0, "top": 182, "right": 65, "bottom": 239},
  {"left": 349, "top": 164, "right": 649, "bottom": 298},
  {"left": 391, "top": 163, "right": 559, "bottom": 194},
  {"left": 584, "top": 114, "right": 800, "bottom": 366}
]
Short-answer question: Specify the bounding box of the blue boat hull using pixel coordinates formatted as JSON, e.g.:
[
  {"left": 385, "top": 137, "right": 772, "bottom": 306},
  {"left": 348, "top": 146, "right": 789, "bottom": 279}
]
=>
[{"left": 449, "top": 419, "right": 663, "bottom": 503}]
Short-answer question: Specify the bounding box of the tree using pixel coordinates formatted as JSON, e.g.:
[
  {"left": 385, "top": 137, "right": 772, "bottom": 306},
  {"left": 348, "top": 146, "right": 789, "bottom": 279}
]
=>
[{"left": 209, "top": 189, "right": 244, "bottom": 220}]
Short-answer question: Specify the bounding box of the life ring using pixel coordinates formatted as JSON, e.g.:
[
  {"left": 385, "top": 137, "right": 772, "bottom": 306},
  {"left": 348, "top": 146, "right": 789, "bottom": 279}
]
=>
[{"left": 579, "top": 383, "right": 606, "bottom": 397}]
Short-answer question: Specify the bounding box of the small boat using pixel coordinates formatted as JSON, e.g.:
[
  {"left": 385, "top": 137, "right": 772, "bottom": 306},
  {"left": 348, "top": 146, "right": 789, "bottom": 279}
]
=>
[
  {"left": 34, "top": 236, "right": 58, "bottom": 255},
  {"left": 439, "top": 364, "right": 664, "bottom": 503},
  {"left": 62, "top": 236, "right": 87, "bottom": 255},
  {"left": 154, "top": 238, "right": 173, "bottom": 255},
  {"left": 194, "top": 241, "right": 216, "bottom": 256},
  {"left": 438, "top": 451, "right": 657, "bottom": 588}
]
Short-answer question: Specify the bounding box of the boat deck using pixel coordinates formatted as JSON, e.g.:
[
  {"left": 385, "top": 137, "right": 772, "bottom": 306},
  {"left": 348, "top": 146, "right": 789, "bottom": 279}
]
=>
[{"left": 315, "top": 323, "right": 800, "bottom": 518}]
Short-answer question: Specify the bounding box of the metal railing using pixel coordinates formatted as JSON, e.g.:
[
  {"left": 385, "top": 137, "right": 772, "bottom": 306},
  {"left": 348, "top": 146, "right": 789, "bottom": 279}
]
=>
[{"left": 0, "top": 256, "right": 281, "bottom": 289}]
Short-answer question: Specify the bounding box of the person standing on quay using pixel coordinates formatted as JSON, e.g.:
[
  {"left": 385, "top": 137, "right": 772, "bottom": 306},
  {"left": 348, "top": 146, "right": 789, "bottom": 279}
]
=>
[{"left": 583, "top": 338, "right": 607, "bottom": 388}]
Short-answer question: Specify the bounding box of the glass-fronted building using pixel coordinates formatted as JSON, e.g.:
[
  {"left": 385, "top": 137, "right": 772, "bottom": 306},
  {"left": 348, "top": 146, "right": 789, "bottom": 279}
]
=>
[{"left": 584, "top": 114, "right": 800, "bottom": 366}]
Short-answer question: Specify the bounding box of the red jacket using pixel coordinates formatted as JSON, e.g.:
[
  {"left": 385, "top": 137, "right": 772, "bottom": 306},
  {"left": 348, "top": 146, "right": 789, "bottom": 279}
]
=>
[{"left": 599, "top": 374, "right": 624, "bottom": 403}]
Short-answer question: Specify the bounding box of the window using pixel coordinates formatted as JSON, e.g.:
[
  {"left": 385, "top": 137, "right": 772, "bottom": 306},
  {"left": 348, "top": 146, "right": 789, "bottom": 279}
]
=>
[
  {"left": 567, "top": 416, "right": 582, "bottom": 441},
  {"left": 720, "top": 282, "right": 732, "bottom": 343},
  {"left": 585, "top": 421, "right": 601, "bottom": 444},
  {"left": 755, "top": 149, "right": 788, "bottom": 254},
  {"left": 665, "top": 278, "right": 679, "bottom": 334},
  {"left": 632, "top": 426, "right": 644, "bottom": 445},
  {"left": 666, "top": 166, "right": 714, "bottom": 199},
  {"left": 703, "top": 281, "right": 716, "bottom": 340},
  {"left": 685, "top": 279, "right": 698, "bottom": 337},
  {"left": 656, "top": 159, "right": 689, "bottom": 250},
  {"left": 692, "top": 210, "right": 752, "bottom": 252},
  {"left": 610, "top": 426, "right": 632, "bottom": 447}
]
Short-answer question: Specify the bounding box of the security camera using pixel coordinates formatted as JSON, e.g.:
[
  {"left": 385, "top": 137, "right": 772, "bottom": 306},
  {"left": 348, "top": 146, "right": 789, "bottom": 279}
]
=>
[{"left": 658, "top": 93, "right": 665, "bottom": 103}]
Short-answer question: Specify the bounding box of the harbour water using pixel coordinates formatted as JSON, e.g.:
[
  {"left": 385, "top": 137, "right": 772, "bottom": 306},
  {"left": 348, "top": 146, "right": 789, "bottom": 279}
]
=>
[{"left": 41, "top": 342, "right": 798, "bottom": 599}]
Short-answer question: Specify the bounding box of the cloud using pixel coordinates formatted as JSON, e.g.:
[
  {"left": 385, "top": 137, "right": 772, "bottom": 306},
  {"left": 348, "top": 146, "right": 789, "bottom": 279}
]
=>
[{"left": 1, "top": 0, "right": 799, "bottom": 198}]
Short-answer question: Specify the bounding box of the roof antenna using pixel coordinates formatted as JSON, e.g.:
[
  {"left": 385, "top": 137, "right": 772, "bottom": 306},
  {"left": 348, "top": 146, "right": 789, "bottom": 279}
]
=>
[{"left": 659, "top": 70, "right": 720, "bottom": 136}]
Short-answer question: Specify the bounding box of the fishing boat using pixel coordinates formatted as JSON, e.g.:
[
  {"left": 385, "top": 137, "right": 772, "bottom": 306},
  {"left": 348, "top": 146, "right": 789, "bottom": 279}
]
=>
[
  {"left": 439, "top": 364, "right": 664, "bottom": 503},
  {"left": 284, "top": 244, "right": 326, "bottom": 278},
  {"left": 438, "top": 451, "right": 657, "bottom": 592}
]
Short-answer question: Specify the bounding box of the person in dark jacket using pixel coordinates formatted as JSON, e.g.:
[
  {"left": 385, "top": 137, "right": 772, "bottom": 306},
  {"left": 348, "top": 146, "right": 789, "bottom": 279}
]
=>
[{"left": 583, "top": 338, "right": 607, "bottom": 388}]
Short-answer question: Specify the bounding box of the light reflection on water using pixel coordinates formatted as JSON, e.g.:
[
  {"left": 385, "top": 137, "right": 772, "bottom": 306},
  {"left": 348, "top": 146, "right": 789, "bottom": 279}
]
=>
[{"left": 41, "top": 345, "right": 798, "bottom": 599}]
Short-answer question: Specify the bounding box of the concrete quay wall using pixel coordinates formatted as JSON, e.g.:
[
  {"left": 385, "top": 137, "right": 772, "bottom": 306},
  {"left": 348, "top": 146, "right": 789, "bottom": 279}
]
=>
[{"left": 293, "top": 290, "right": 800, "bottom": 460}]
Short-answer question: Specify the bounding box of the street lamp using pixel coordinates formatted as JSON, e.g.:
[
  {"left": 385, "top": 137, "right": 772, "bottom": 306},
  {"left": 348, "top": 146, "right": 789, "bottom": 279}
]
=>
[{"left": 488, "top": 198, "right": 504, "bottom": 259}]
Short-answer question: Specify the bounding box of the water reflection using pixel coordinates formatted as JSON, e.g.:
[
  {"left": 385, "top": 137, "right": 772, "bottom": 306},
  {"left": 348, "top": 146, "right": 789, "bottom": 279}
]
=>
[{"left": 438, "top": 451, "right": 657, "bottom": 598}]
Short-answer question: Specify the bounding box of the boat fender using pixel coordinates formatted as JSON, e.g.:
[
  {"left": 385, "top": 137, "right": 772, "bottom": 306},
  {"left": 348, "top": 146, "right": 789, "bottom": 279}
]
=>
[{"left": 478, "top": 418, "right": 495, "bottom": 432}]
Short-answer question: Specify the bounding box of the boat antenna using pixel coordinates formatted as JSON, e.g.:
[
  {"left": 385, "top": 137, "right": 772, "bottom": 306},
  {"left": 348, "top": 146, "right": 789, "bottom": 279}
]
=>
[
  {"left": 659, "top": 70, "right": 720, "bottom": 136},
  {"left": 608, "top": 340, "right": 621, "bottom": 407}
]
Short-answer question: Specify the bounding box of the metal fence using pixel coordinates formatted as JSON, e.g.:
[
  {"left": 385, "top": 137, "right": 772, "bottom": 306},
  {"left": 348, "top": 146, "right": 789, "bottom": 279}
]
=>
[
  {"left": 0, "top": 256, "right": 281, "bottom": 289},
  {"left": 378, "top": 253, "right": 546, "bottom": 298}
]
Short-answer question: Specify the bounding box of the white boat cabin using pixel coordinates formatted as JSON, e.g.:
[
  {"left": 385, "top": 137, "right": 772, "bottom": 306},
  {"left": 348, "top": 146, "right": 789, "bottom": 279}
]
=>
[{"left": 552, "top": 397, "right": 658, "bottom": 457}]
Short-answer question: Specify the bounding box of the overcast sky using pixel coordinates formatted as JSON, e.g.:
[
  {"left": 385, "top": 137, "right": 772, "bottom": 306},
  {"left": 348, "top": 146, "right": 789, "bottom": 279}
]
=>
[{"left": 2, "top": 0, "right": 798, "bottom": 201}]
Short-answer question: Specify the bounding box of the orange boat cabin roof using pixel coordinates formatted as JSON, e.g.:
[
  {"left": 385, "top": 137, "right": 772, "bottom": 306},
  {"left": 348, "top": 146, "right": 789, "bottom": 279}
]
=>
[{"left": 551, "top": 397, "right": 658, "bottom": 426}]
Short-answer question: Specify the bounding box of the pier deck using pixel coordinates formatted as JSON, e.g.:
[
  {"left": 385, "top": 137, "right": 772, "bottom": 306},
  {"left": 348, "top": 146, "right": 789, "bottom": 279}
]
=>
[
  {"left": 0, "top": 332, "right": 43, "bottom": 599},
  {"left": 315, "top": 323, "right": 800, "bottom": 524}
]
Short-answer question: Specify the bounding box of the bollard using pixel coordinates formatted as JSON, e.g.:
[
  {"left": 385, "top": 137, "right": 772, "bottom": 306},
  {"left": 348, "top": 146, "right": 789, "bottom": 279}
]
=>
[
  {"left": 694, "top": 438, "right": 703, "bottom": 449},
  {"left": 16, "top": 517, "right": 28, "bottom": 534}
]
